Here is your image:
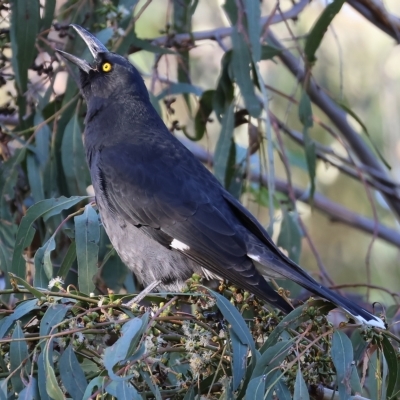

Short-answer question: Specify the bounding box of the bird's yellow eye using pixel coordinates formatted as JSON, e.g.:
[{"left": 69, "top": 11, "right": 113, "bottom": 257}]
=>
[{"left": 102, "top": 62, "right": 112, "bottom": 73}]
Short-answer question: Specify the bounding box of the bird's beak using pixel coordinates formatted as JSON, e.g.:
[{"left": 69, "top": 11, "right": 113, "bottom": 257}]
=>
[{"left": 56, "top": 24, "right": 109, "bottom": 74}]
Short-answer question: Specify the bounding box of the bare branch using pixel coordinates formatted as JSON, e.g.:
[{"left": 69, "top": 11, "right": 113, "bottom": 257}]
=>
[
  {"left": 148, "top": 0, "right": 309, "bottom": 47},
  {"left": 347, "top": 0, "right": 400, "bottom": 42},
  {"left": 267, "top": 30, "right": 400, "bottom": 221}
]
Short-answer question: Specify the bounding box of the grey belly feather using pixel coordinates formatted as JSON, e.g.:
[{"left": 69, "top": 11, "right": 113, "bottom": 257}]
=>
[{"left": 98, "top": 199, "right": 203, "bottom": 291}]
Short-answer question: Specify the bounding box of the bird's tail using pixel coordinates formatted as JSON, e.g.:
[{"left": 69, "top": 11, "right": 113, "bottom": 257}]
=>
[
  {"left": 253, "top": 259, "right": 385, "bottom": 329},
  {"left": 306, "top": 281, "right": 385, "bottom": 328}
]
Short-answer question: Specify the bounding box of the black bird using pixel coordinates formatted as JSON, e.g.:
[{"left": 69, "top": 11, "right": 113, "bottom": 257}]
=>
[{"left": 57, "top": 25, "right": 384, "bottom": 329}]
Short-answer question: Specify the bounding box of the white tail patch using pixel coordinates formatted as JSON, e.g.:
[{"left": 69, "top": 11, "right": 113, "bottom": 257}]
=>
[{"left": 170, "top": 239, "right": 190, "bottom": 251}]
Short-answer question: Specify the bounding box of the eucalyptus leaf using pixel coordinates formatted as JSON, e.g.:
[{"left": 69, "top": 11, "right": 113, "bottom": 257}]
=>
[
  {"left": 10, "top": 321, "right": 31, "bottom": 394},
  {"left": 293, "top": 368, "right": 310, "bottom": 400},
  {"left": 59, "top": 344, "right": 88, "bottom": 399},
  {"left": 331, "top": 330, "right": 353, "bottom": 400},
  {"left": 75, "top": 204, "right": 100, "bottom": 294}
]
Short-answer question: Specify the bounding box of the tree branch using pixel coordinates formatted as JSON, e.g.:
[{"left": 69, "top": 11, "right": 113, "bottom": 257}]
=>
[
  {"left": 148, "top": 0, "right": 309, "bottom": 47},
  {"left": 347, "top": 0, "right": 400, "bottom": 42},
  {"left": 267, "top": 30, "right": 400, "bottom": 221}
]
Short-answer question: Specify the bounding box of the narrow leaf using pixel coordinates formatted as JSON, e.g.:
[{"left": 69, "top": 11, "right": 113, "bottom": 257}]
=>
[
  {"left": 193, "top": 90, "right": 215, "bottom": 141},
  {"left": 44, "top": 339, "right": 64, "bottom": 400},
  {"left": 12, "top": 196, "right": 87, "bottom": 279},
  {"left": 230, "top": 328, "right": 248, "bottom": 391},
  {"left": 277, "top": 208, "right": 303, "bottom": 264},
  {"left": 294, "top": 369, "right": 310, "bottom": 400},
  {"left": 231, "top": 28, "right": 261, "bottom": 118},
  {"left": 382, "top": 335, "right": 398, "bottom": 398},
  {"left": 214, "top": 103, "right": 235, "bottom": 185},
  {"left": 103, "top": 317, "right": 145, "bottom": 380},
  {"left": 61, "top": 113, "right": 90, "bottom": 196},
  {"left": 304, "top": 0, "right": 346, "bottom": 65},
  {"left": 298, "top": 91, "right": 316, "bottom": 199},
  {"left": 246, "top": 375, "right": 266, "bottom": 398},
  {"left": 59, "top": 344, "right": 88, "bottom": 399},
  {"left": 244, "top": 0, "right": 261, "bottom": 62},
  {"left": 58, "top": 241, "right": 77, "bottom": 279},
  {"left": 39, "top": 304, "right": 70, "bottom": 349},
  {"left": 10, "top": 321, "right": 31, "bottom": 394},
  {"left": 75, "top": 204, "right": 100, "bottom": 294},
  {"left": 0, "top": 299, "right": 40, "bottom": 339},
  {"left": 331, "top": 330, "right": 353, "bottom": 400},
  {"left": 8, "top": 273, "right": 43, "bottom": 299},
  {"left": 10, "top": 0, "right": 40, "bottom": 91}
]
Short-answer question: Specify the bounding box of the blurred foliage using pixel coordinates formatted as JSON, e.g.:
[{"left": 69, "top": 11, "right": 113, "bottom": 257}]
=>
[{"left": 0, "top": 0, "right": 399, "bottom": 398}]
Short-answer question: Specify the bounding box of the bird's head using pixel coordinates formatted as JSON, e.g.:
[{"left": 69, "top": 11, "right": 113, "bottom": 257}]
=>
[{"left": 56, "top": 24, "right": 149, "bottom": 102}]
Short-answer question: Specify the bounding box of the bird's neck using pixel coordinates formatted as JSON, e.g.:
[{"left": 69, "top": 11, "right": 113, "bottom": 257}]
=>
[{"left": 84, "top": 94, "right": 168, "bottom": 150}]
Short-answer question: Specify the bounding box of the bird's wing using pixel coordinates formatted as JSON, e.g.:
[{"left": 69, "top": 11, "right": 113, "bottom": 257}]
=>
[{"left": 96, "top": 142, "right": 290, "bottom": 310}]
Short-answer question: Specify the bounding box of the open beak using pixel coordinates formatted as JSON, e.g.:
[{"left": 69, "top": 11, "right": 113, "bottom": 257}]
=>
[{"left": 56, "top": 24, "right": 109, "bottom": 73}]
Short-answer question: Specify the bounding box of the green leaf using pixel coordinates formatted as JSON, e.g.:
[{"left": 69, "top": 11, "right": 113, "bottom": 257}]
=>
[
  {"left": 10, "top": 0, "right": 40, "bottom": 91},
  {"left": 106, "top": 380, "right": 141, "bottom": 399},
  {"left": 244, "top": 0, "right": 261, "bottom": 62},
  {"left": 156, "top": 82, "right": 203, "bottom": 100},
  {"left": 103, "top": 316, "right": 147, "bottom": 380},
  {"left": 246, "top": 375, "right": 266, "bottom": 398},
  {"left": 58, "top": 241, "right": 77, "bottom": 280},
  {"left": 61, "top": 113, "right": 91, "bottom": 196},
  {"left": 275, "top": 379, "right": 292, "bottom": 400},
  {"left": 59, "top": 344, "right": 88, "bottom": 399},
  {"left": 44, "top": 341, "right": 64, "bottom": 400},
  {"left": 294, "top": 369, "right": 310, "bottom": 400},
  {"left": 298, "top": 91, "right": 316, "bottom": 199},
  {"left": 82, "top": 377, "right": 106, "bottom": 399},
  {"left": 230, "top": 328, "right": 248, "bottom": 391},
  {"left": 183, "top": 386, "right": 196, "bottom": 400},
  {"left": 382, "top": 335, "right": 398, "bottom": 398},
  {"left": 260, "top": 300, "right": 334, "bottom": 351},
  {"left": 0, "top": 299, "right": 40, "bottom": 339},
  {"left": 251, "top": 340, "right": 292, "bottom": 380},
  {"left": 39, "top": 304, "right": 70, "bottom": 349},
  {"left": 211, "top": 291, "right": 258, "bottom": 361},
  {"left": 336, "top": 101, "right": 391, "bottom": 170},
  {"left": 37, "top": 353, "right": 51, "bottom": 400},
  {"left": 304, "top": 0, "right": 346, "bottom": 65},
  {"left": 277, "top": 208, "right": 303, "bottom": 264},
  {"left": 214, "top": 51, "right": 234, "bottom": 120},
  {"left": 261, "top": 45, "right": 282, "bottom": 60},
  {"left": 193, "top": 90, "right": 215, "bottom": 141},
  {"left": 75, "top": 204, "right": 100, "bottom": 294},
  {"left": 18, "top": 376, "right": 39, "bottom": 400},
  {"left": 12, "top": 196, "right": 86, "bottom": 280},
  {"left": 331, "top": 330, "right": 353, "bottom": 400},
  {"left": 140, "top": 371, "right": 162, "bottom": 400},
  {"left": 27, "top": 152, "right": 45, "bottom": 202},
  {"left": 10, "top": 321, "right": 31, "bottom": 394},
  {"left": 40, "top": 0, "right": 55, "bottom": 32},
  {"left": 214, "top": 103, "right": 235, "bottom": 186},
  {"left": 8, "top": 273, "right": 43, "bottom": 299},
  {"left": 34, "top": 235, "right": 56, "bottom": 288},
  {"left": 231, "top": 28, "right": 261, "bottom": 118}
]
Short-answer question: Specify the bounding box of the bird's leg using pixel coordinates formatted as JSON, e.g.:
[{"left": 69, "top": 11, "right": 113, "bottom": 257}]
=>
[{"left": 124, "top": 280, "right": 162, "bottom": 308}]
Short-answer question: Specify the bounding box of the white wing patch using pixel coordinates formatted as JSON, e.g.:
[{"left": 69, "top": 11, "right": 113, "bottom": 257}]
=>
[
  {"left": 170, "top": 239, "right": 190, "bottom": 251},
  {"left": 248, "top": 253, "right": 261, "bottom": 262}
]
